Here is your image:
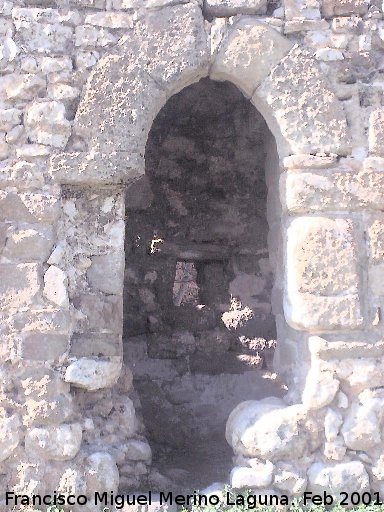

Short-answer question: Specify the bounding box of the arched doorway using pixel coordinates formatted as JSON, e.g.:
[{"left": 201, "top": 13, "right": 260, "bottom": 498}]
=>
[{"left": 123, "top": 78, "right": 285, "bottom": 489}]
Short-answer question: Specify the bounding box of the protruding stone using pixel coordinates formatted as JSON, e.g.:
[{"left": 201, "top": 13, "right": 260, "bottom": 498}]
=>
[{"left": 65, "top": 357, "right": 122, "bottom": 391}]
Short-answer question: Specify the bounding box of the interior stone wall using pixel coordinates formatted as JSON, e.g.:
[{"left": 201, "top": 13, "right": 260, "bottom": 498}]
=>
[{"left": 0, "top": 0, "right": 383, "bottom": 505}]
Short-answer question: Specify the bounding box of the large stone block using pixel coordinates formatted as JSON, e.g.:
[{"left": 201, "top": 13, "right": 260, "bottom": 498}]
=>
[
  {"left": 285, "top": 217, "right": 363, "bottom": 331},
  {"left": 0, "top": 190, "right": 60, "bottom": 223},
  {"left": 281, "top": 168, "right": 384, "bottom": 213},
  {"left": 369, "top": 109, "right": 384, "bottom": 156},
  {"left": 0, "top": 263, "right": 42, "bottom": 310},
  {"left": 210, "top": 18, "right": 293, "bottom": 97},
  {"left": 75, "top": 4, "right": 208, "bottom": 154},
  {"left": 252, "top": 47, "right": 351, "bottom": 156}
]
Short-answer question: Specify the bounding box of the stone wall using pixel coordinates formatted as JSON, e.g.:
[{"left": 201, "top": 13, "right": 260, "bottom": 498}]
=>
[{"left": 0, "top": 0, "right": 384, "bottom": 504}]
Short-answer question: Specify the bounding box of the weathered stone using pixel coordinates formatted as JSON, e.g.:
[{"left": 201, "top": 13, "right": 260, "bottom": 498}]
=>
[
  {"left": 302, "top": 367, "right": 339, "bottom": 409},
  {"left": 322, "top": 0, "right": 369, "bottom": 17},
  {"left": 85, "top": 452, "right": 119, "bottom": 493},
  {"left": 285, "top": 217, "right": 362, "bottom": 331},
  {"left": 0, "top": 108, "right": 22, "bottom": 131},
  {"left": 230, "top": 461, "right": 274, "bottom": 489},
  {"left": 367, "top": 214, "right": 384, "bottom": 264},
  {"left": 75, "top": 25, "right": 117, "bottom": 47},
  {"left": 324, "top": 408, "right": 343, "bottom": 442},
  {"left": 211, "top": 18, "right": 293, "bottom": 97},
  {"left": 25, "top": 423, "right": 82, "bottom": 461},
  {"left": 369, "top": 109, "right": 384, "bottom": 156},
  {"left": 12, "top": 8, "right": 81, "bottom": 25},
  {"left": 307, "top": 461, "right": 370, "bottom": 499},
  {"left": 3, "top": 224, "right": 54, "bottom": 262},
  {"left": 41, "top": 56, "right": 73, "bottom": 74},
  {"left": 84, "top": 12, "right": 133, "bottom": 28},
  {"left": 281, "top": 168, "right": 384, "bottom": 213},
  {"left": 252, "top": 47, "right": 351, "bottom": 156},
  {"left": 25, "top": 101, "right": 71, "bottom": 149},
  {"left": 125, "top": 175, "right": 154, "bottom": 210},
  {"left": 284, "top": 19, "right": 329, "bottom": 33},
  {"left": 0, "top": 263, "right": 41, "bottom": 309},
  {"left": 125, "top": 439, "right": 152, "bottom": 462},
  {"left": 274, "top": 463, "right": 307, "bottom": 496},
  {"left": 0, "top": 73, "right": 46, "bottom": 100},
  {"left": 75, "top": 293, "right": 123, "bottom": 332},
  {"left": 283, "top": 154, "right": 338, "bottom": 169},
  {"left": 48, "top": 83, "right": 80, "bottom": 102},
  {"left": 70, "top": 333, "right": 121, "bottom": 357},
  {"left": 0, "top": 412, "right": 20, "bottom": 462},
  {"left": 226, "top": 398, "right": 322, "bottom": 461},
  {"left": 87, "top": 252, "right": 124, "bottom": 295},
  {"left": 204, "top": 0, "right": 267, "bottom": 16},
  {"left": 13, "top": 21, "right": 74, "bottom": 54},
  {"left": 43, "top": 265, "right": 69, "bottom": 308},
  {"left": 284, "top": 0, "right": 321, "bottom": 20},
  {"left": 341, "top": 389, "right": 384, "bottom": 451},
  {"left": 65, "top": 357, "right": 122, "bottom": 390},
  {"left": 20, "top": 332, "right": 69, "bottom": 360}
]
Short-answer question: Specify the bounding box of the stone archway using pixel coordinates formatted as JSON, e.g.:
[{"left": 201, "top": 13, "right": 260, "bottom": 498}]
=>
[{"left": 48, "top": 2, "right": 360, "bottom": 495}]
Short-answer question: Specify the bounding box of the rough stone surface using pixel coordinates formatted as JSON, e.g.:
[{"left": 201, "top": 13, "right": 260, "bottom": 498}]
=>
[
  {"left": 285, "top": 217, "right": 362, "bottom": 331},
  {"left": 230, "top": 461, "right": 274, "bottom": 489},
  {"left": 205, "top": 0, "right": 268, "bottom": 17},
  {"left": 307, "top": 461, "right": 370, "bottom": 499},
  {"left": 25, "top": 423, "right": 82, "bottom": 461},
  {"left": 65, "top": 357, "right": 122, "bottom": 391},
  {"left": 211, "top": 18, "right": 293, "bottom": 97},
  {"left": 226, "top": 398, "right": 322, "bottom": 461},
  {"left": 252, "top": 47, "right": 351, "bottom": 156},
  {"left": 25, "top": 101, "right": 71, "bottom": 149}
]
